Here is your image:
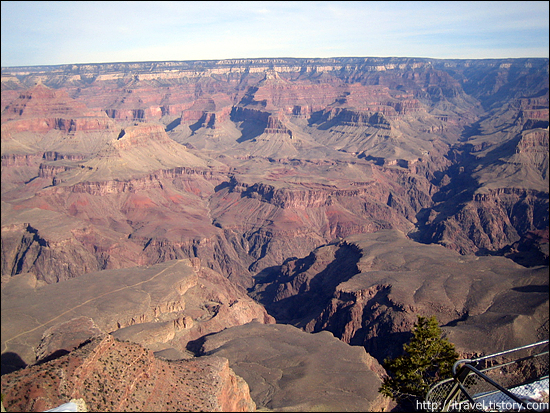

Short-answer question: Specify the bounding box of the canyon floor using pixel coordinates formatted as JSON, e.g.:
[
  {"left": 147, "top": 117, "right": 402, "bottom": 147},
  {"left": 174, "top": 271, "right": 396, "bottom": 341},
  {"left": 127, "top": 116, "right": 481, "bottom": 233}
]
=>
[{"left": 1, "top": 56, "right": 548, "bottom": 411}]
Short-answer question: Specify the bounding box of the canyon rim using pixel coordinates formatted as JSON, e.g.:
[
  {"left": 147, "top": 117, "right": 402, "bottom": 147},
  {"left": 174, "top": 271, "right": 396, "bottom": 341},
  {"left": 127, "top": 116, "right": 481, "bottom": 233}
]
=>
[{"left": 1, "top": 56, "right": 548, "bottom": 411}]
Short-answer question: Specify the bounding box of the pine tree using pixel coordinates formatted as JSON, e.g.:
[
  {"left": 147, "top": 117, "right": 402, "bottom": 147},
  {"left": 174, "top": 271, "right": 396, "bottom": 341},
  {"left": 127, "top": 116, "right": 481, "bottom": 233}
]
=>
[{"left": 379, "top": 315, "right": 459, "bottom": 403}]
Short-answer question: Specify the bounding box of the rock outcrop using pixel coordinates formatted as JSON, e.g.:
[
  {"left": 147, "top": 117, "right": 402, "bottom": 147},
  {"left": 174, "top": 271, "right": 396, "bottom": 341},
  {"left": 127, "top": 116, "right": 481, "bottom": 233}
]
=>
[
  {"left": 35, "top": 317, "right": 105, "bottom": 364},
  {"left": 420, "top": 187, "right": 549, "bottom": 255},
  {"left": 195, "top": 322, "right": 391, "bottom": 412},
  {"left": 251, "top": 230, "right": 549, "bottom": 362},
  {"left": 1, "top": 259, "right": 274, "bottom": 371},
  {"left": 1, "top": 334, "right": 256, "bottom": 412}
]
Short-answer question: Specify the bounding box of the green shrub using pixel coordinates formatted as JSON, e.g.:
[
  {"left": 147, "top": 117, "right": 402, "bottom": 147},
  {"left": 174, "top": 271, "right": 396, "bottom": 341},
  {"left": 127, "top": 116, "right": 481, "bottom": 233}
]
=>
[{"left": 379, "top": 315, "right": 459, "bottom": 402}]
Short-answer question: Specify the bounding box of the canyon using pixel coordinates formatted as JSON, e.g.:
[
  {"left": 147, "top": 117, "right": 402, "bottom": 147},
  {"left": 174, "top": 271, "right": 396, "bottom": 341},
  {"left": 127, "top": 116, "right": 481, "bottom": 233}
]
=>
[{"left": 1, "top": 56, "right": 548, "bottom": 411}]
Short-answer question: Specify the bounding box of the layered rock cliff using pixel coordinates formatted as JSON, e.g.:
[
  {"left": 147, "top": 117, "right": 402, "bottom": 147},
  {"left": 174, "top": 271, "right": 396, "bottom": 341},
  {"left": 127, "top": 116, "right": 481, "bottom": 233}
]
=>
[
  {"left": 1, "top": 55, "right": 548, "bottom": 412},
  {"left": 251, "top": 230, "right": 549, "bottom": 363},
  {"left": 1, "top": 56, "right": 548, "bottom": 359}
]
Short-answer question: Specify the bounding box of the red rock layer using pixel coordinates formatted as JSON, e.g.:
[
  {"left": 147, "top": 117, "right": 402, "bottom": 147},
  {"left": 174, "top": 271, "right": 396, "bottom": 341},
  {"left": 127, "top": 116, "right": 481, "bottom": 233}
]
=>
[
  {"left": 1, "top": 84, "right": 113, "bottom": 134},
  {"left": 0, "top": 334, "right": 255, "bottom": 412}
]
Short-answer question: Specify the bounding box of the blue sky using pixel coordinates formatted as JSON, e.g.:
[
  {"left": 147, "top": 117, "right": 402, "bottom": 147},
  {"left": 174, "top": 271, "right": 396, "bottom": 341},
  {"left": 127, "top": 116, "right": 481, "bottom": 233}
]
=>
[{"left": 1, "top": 1, "right": 548, "bottom": 67}]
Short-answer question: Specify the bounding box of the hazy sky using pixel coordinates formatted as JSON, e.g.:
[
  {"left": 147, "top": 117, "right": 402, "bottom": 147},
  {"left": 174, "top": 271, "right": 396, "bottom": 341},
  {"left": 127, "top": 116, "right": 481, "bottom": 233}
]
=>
[{"left": 1, "top": 1, "right": 549, "bottom": 67}]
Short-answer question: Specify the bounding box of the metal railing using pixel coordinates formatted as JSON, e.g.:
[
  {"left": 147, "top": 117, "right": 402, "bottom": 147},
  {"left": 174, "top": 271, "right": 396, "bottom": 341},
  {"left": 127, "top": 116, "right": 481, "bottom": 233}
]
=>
[{"left": 424, "top": 340, "right": 549, "bottom": 412}]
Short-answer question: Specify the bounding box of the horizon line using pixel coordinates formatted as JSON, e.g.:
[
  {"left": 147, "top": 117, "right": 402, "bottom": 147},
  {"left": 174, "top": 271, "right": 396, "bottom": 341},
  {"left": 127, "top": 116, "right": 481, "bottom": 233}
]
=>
[{"left": 2, "top": 55, "right": 549, "bottom": 70}]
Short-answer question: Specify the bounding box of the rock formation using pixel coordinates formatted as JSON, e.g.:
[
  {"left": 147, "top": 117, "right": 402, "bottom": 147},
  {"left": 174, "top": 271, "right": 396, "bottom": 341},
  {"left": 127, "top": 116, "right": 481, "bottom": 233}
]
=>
[
  {"left": 2, "top": 58, "right": 547, "bottom": 287},
  {"left": 1, "top": 259, "right": 273, "bottom": 371},
  {"left": 1, "top": 56, "right": 548, "bottom": 410},
  {"left": 35, "top": 316, "right": 105, "bottom": 364},
  {"left": 250, "top": 230, "right": 549, "bottom": 363},
  {"left": 1, "top": 84, "right": 116, "bottom": 157},
  {"left": 1, "top": 334, "right": 255, "bottom": 412},
  {"left": 195, "top": 322, "right": 391, "bottom": 412}
]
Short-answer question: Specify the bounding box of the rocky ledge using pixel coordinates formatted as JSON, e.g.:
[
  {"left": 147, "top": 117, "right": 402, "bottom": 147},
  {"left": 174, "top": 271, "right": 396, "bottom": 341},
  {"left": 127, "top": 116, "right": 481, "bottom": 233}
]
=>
[{"left": 0, "top": 334, "right": 255, "bottom": 412}]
